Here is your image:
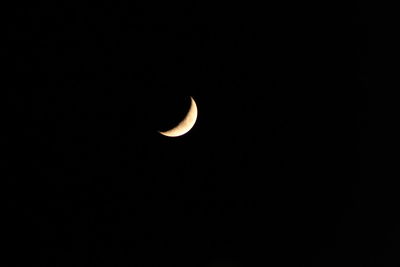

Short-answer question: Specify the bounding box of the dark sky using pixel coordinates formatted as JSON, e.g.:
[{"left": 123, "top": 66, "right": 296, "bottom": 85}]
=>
[{"left": 2, "top": 1, "right": 380, "bottom": 267}]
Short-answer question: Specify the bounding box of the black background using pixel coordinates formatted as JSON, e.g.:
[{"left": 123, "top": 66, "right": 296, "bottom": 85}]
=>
[{"left": 2, "top": 1, "right": 379, "bottom": 267}]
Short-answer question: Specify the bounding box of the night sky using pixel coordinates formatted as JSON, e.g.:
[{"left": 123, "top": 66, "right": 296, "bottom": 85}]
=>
[{"left": 3, "top": 2, "right": 381, "bottom": 267}]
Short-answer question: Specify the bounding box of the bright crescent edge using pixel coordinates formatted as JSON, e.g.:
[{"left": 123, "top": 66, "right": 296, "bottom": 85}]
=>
[{"left": 159, "top": 97, "right": 198, "bottom": 137}]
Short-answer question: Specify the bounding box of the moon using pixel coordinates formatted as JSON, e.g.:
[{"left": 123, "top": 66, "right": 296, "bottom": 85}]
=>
[{"left": 158, "top": 96, "right": 198, "bottom": 137}]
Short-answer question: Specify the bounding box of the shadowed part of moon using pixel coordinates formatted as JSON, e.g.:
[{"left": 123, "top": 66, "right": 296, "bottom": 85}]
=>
[{"left": 159, "top": 96, "right": 198, "bottom": 137}]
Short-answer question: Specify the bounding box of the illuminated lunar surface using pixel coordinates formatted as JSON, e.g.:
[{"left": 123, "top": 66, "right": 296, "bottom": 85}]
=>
[{"left": 159, "top": 96, "right": 198, "bottom": 137}]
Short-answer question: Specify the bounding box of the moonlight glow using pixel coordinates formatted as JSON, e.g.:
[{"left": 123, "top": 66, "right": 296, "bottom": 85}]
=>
[{"left": 158, "top": 96, "right": 198, "bottom": 137}]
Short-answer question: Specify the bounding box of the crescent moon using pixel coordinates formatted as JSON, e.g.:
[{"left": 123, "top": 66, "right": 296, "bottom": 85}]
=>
[{"left": 158, "top": 96, "right": 198, "bottom": 137}]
